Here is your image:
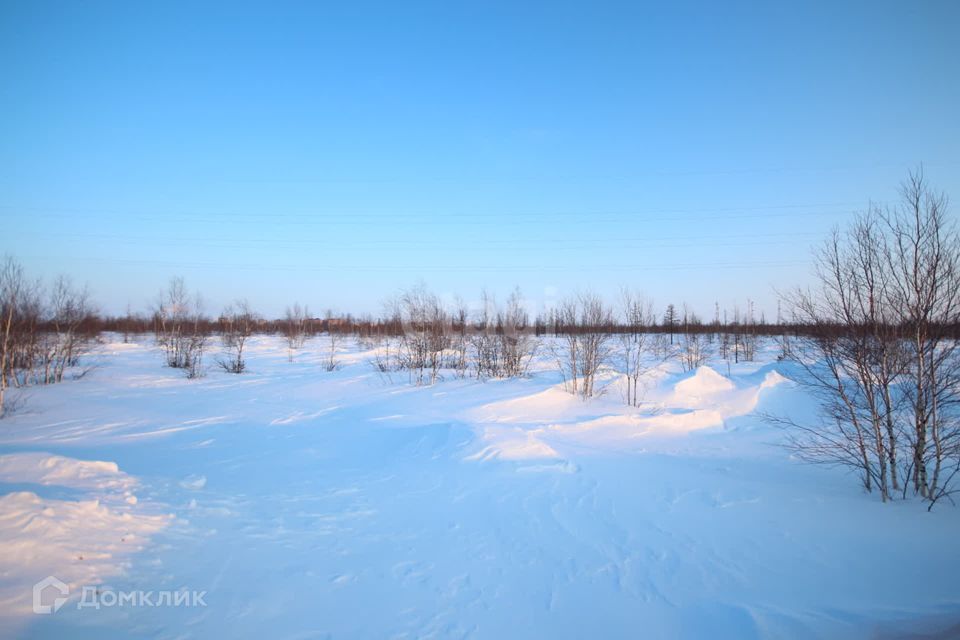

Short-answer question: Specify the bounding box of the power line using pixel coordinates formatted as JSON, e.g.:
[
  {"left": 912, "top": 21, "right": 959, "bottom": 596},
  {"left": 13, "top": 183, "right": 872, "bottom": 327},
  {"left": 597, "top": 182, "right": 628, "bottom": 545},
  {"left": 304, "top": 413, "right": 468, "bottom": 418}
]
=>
[
  {"left": 18, "top": 254, "right": 808, "bottom": 273},
  {"left": 11, "top": 229, "right": 823, "bottom": 250},
  {"left": 0, "top": 200, "right": 877, "bottom": 224}
]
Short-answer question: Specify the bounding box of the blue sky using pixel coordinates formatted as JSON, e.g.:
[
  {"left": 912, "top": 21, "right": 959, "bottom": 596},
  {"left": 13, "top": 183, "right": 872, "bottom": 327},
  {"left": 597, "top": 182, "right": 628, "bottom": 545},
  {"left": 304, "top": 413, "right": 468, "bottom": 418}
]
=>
[{"left": 1, "top": 0, "right": 958, "bottom": 318}]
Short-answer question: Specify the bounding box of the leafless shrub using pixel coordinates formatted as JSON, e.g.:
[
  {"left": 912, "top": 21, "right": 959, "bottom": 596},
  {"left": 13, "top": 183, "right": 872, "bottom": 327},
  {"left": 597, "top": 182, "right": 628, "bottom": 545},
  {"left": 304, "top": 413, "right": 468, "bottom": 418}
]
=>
[
  {"left": 369, "top": 338, "right": 400, "bottom": 384},
  {"left": 324, "top": 330, "right": 341, "bottom": 372},
  {"left": 450, "top": 297, "right": 469, "bottom": 378},
  {"left": 218, "top": 300, "right": 258, "bottom": 374},
  {"left": 679, "top": 333, "right": 710, "bottom": 372},
  {"left": 396, "top": 284, "right": 448, "bottom": 385},
  {"left": 1, "top": 257, "right": 32, "bottom": 417},
  {"left": 0, "top": 258, "right": 97, "bottom": 416},
  {"left": 39, "top": 276, "right": 95, "bottom": 384},
  {"left": 283, "top": 303, "right": 310, "bottom": 360},
  {"left": 498, "top": 288, "right": 537, "bottom": 378},
  {"left": 471, "top": 288, "right": 537, "bottom": 380},
  {"left": 677, "top": 305, "right": 711, "bottom": 372},
  {"left": 154, "top": 277, "right": 208, "bottom": 378},
  {"left": 554, "top": 292, "right": 613, "bottom": 400},
  {"left": 470, "top": 290, "right": 498, "bottom": 379}
]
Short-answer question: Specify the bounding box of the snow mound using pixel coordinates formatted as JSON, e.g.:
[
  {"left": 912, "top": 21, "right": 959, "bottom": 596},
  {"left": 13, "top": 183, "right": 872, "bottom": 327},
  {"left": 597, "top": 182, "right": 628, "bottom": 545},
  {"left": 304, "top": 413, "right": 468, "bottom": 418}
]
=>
[
  {"left": 472, "top": 386, "right": 582, "bottom": 425},
  {"left": 760, "top": 369, "right": 790, "bottom": 390},
  {"left": 673, "top": 366, "right": 735, "bottom": 398},
  {"left": 466, "top": 426, "right": 560, "bottom": 461},
  {"left": 466, "top": 365, "right": 791, "bottom": 461},
  {"left": 0, "top": 453, "right": 171, "bottom": 620},
  {"left": 0, "top": 452, "right": 135, "bottom": 494}
]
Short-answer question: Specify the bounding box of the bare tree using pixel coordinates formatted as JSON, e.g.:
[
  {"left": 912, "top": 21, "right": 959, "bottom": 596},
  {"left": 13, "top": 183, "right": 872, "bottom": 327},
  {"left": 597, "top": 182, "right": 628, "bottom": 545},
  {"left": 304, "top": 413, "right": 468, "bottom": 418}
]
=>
[
  {"left": 396, "top": 284, "right": 447, "bottom": 385},
  {"left": 6, "top": 277, "right": 42, "bottom": 391},
  {"left": 324, "top": 310, "right": 342, "bottom": 372},
  {"left": 678, "top": 305, "right": 711, "bottom": 372},
  {"left": 154, "top": 277, "right": 208, "bottom": 378},
  {"left": 742, "top": 299, "right": 758, "bottom": 362},
  {"left": 283, "top": 303, "right": 310, "bottom": 360},
  {"left": 369, "top": 298, "right": 403, "bottom": 381},
  {"left": 43, "top": 275, "right": 95, "bottom": 384},
  {"left": 783, "top": 215, "right": 909, "bottom": 501},
  {"left": 1, "top": 259, "right": 97, "bottom": 416},
  {"left": 781, "top": 170, "right": 960, "bottom": 507},
  {"left": 679, "top": 332, "right": 711, "bottom": 372},
  {"left": 554, "top": 298, "right": 581, "bottom": 396},
  {"left": 451, "top": 296, "right": 469, "bottom": 378},
  {"left": 554, "top": 292, "right": 613, "bottom": 400},
  {"left": 0, "top": 257, "right": 29, "bottom": 417},
  {"left": 218, "top": 300, "right": 258, "bottom": 373},
  {"left": 663, "top": 303, "right": 678, "bottom": 345},
  {"left": 498, "top": 288, "right": 536, "bottom": 378},
  {"left": 883, "top": 171, "right": 960, "bottom": 506},
  {"left": 122, "top": 303, "right": 133, "bottom": 344},
  {"left": 471, "top": 289, "right": 498, "bottom": 379},
  {"left": 619, "top": 289, "right": 656, "bottom": 406}
]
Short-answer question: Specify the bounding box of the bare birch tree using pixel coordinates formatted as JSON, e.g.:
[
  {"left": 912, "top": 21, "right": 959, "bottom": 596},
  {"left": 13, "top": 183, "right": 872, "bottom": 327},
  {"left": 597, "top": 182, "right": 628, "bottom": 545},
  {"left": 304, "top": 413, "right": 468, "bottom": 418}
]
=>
[
  {"left": 883, "top": 171, "right": 960, "bottom": 506},
  {"left": 397, "top": 284, "right": 447, "bottom": 385},
  {"left": 154, "top": 277, "right": 208, "bottom": 378},
  {"left": 218, "top": 300, "right": 258, "bottom": 373},
  {"left": 0, "top": 257, "right": 28, "bottom": 417},
  {"left": 619, "top": 289, "right": 655, "bottom": 406},
  {"left": 554, "top": 292, "right": 613, "bottom": 400},
  {"left": 283, "top": 303, "right": 310, "bottom": 360},
  {"left": 781, "top": 170, "right": 960, "bottom": 506}
]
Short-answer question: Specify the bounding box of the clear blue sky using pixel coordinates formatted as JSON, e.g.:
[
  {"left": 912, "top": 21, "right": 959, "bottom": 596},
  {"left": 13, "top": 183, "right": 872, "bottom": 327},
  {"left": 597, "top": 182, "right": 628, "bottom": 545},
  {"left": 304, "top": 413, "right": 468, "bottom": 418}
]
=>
[{"left": 1, "top": 0, "right": 958, "bottom": 319}]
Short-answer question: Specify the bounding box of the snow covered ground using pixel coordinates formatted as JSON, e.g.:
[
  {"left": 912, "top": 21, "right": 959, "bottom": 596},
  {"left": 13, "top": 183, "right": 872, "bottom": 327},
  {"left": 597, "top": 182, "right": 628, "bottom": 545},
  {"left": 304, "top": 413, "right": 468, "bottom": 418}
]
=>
[{"left": 1, "top": 335, "right": 958, "bottom": 639}]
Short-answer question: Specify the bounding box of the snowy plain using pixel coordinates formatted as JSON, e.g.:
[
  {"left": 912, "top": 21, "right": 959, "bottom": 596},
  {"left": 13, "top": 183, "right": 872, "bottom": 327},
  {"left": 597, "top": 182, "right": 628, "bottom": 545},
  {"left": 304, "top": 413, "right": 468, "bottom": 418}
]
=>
[{"left": 0, "top": 335, "right": 959, "bottom": 639}]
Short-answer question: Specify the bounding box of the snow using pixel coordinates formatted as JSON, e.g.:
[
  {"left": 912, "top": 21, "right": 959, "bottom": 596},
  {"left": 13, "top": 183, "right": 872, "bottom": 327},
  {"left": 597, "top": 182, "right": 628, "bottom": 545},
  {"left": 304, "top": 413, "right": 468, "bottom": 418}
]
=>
[
  {"left": 673, "top": 365, "right": 736, "bottom": 398},
  {"left": 0, "top": 335, "right": 958, "bottom": 638},
  {"left": 0, "top": 452, "right": 171, "bottom": 626}
]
